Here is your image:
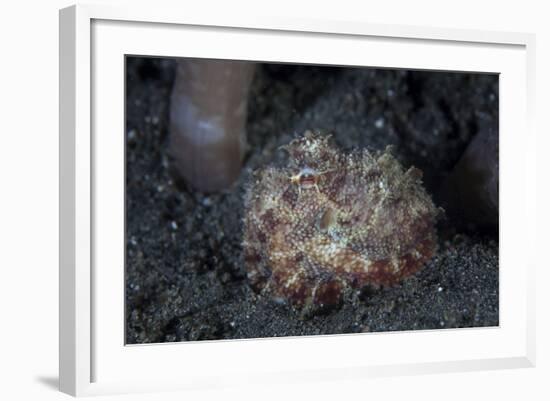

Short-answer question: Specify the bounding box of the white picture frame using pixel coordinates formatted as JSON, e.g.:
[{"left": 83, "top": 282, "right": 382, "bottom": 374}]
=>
[{"left": 59, "top": 3, "right": 536, "bottom": 397}]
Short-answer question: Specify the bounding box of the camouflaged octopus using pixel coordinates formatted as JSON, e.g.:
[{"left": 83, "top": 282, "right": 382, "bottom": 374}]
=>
[{"left": 243, "top": 131, "right": 439, "bottom": 314}]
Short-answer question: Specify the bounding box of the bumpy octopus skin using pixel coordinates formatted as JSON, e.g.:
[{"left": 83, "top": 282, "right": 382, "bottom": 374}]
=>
[{"left": 243, "top": 132, "right": 439, "bottom": 313}]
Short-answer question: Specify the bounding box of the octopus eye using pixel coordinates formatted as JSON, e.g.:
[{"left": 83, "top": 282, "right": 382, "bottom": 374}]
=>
[{"left": 299, "top": 173, "right": 316, "bottom": 186}]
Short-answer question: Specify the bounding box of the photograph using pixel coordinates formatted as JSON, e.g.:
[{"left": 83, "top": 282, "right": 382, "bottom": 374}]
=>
[{"left": 125, "top": 56, "right": 499, "bottom": 344}]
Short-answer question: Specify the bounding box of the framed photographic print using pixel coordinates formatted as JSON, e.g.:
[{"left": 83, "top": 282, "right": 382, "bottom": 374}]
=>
[{"left": 59, "top": 3, "right": 536, "bottom": 397}]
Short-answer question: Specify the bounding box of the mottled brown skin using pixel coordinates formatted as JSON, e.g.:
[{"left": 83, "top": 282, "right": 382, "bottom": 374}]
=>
[{"left": 243, "top": 131, "right": 438, "bottom": 314}]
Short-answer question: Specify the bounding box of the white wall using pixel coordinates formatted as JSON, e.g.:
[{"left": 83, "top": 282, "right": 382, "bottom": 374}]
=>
[{"left": 0, "top": 0, "right": 548, "bottom": 399}]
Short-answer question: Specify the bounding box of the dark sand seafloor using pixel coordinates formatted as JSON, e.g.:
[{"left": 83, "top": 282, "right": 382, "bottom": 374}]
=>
[{"left": 125, "top": 58, "right": 499, "bottom": 344}]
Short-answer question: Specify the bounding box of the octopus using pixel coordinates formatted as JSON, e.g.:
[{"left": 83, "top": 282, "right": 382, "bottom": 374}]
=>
[{"left": 243, "top": 131, "right": 439, "bottom": 314}]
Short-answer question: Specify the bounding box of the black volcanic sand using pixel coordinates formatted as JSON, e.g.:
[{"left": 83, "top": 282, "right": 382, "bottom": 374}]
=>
[{"left": 125, "top": 58, "right": 498, "bottom": 343}]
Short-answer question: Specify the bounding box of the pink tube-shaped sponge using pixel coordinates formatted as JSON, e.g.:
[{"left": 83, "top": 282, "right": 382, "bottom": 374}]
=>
[
  {"left": 440, "top": 125, "right": 498, "bottom": 231},
  {"left": 169, "top": 59, "right": 255, "bottom": 192}
]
